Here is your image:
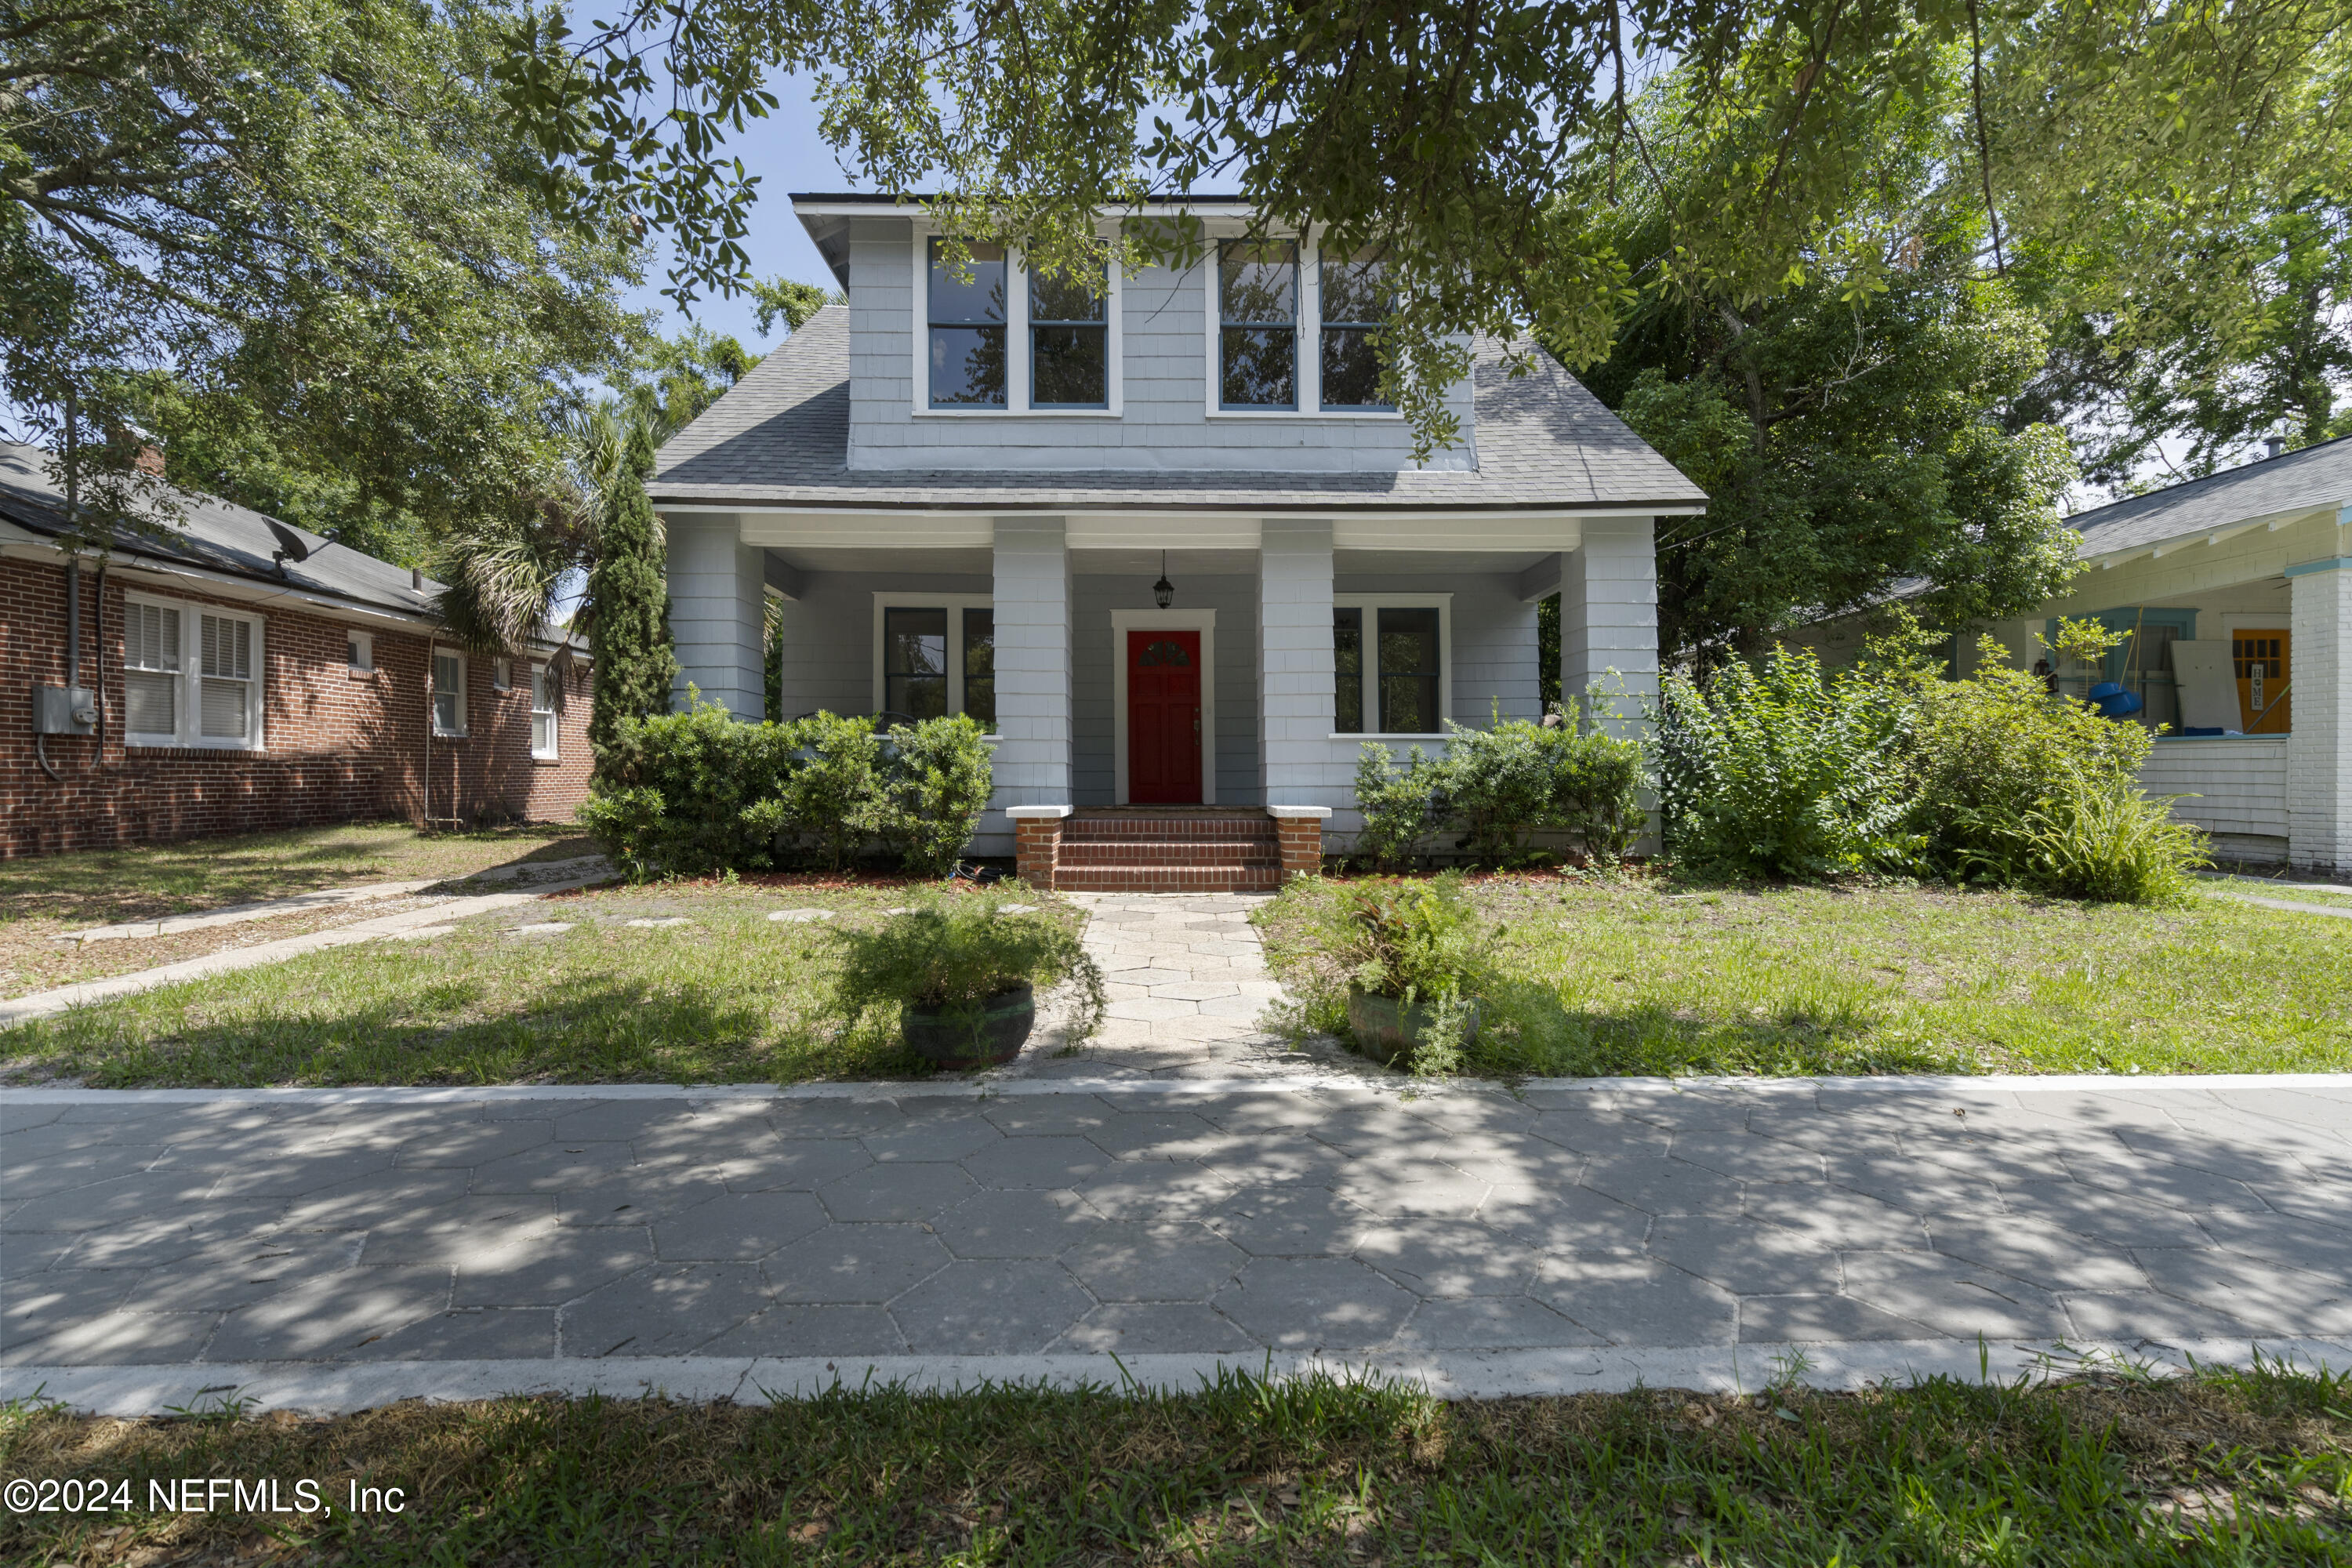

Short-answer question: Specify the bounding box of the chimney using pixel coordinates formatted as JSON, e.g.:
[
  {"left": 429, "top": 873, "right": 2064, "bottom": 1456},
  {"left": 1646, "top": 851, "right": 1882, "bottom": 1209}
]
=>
[
  {"left": 411, "top": 565, "right": 424, "bottom": 590},
  {"left": 2265, "top": 435, "right": 2285, "bottom": 459},
  {"left": 133, "top": 443, "right": 165, "bottom": 477}
]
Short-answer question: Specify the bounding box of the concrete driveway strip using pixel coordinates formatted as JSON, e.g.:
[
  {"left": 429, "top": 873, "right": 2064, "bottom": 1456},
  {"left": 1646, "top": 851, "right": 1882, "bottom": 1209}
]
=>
[
  {"left": 4, "top": 1073, "right": 2349, "bottom": 1414},
  {"left": 0, "top": 873, "right": 613, "bottom": 1028}
]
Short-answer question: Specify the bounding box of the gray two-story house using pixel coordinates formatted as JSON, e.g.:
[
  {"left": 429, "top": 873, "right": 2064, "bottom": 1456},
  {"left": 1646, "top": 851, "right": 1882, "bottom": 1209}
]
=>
[{"left": 650, "top": 194, "right": 1706, "bottom": 888}]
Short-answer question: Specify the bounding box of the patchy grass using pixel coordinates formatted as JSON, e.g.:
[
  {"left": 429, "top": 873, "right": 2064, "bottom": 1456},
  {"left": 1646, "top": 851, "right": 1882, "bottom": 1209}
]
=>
[
  {"left": 0, "top": 823, "right": 597, "bottom": 1000},
  {"left": 0, "top": 879, "right": 1079, "bottom": 1088},
  {"left": 2201, "top": 873, "right": 2352, "bottom": 910},
  {"left": 2, "top": 1362, "right": 2345, "bottom": 1565},
  {"left": 1257, "top": 873, "right": 2352, "bottom": 1078}
]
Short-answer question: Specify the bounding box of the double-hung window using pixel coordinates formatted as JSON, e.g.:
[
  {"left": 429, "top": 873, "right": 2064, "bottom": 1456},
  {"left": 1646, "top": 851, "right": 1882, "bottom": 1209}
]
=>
[
  {"left": 530, "top": 663, "right": 559, "bottom": 759},
  {"left": 1030, "top": 262, "right": 1109, "bottom": 407},
  {"left": 927, "top": 240, "right": 1007, "bottom": 408},
  {"left": 1218, "top": 241, "right": 1298, "bottom": 408},
  {"left": 875, "top": 597, "right": 996, "bottom": 731},
  {"left": 1332, "top": 598, "right": 1450, "bottom": 735},
  {"left": 122, "top": 593, "right": 265, "bottom": 748},
  {"left": 431, "top": 648, "right": 466, "bottom": 736},
  {"left": 1319, "top": 250, "right": 1392, "bottom": 410}
]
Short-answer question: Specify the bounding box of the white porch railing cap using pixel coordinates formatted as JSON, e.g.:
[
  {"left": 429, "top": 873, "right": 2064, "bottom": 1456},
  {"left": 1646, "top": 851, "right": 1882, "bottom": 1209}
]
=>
[
  {"left": 1004, "top": 804, "right": 1075, "bottom": 818},
  {"left": 1266, "top": 805, "right": 1334, "bottom": 819}
]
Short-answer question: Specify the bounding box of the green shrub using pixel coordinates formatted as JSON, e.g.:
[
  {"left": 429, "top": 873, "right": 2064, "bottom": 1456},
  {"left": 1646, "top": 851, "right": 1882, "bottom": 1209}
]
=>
[
  {"left": 1998, "top": 765, "right": 2208, "bottom": 904},
  {"left": 829, "top": 896, "right": 1106, "bottom": 1038},
  {"left": 1349, "top": 706, "right": 1642, "bottom": 870},
  {"left": 874, "top": 715, "right": 994, "bottom": 878},
  {"left": 1328, "top": 875, "right": 1484, "bottom": 1002},
  {"left": 784, "top": 712, "right": 884, "bottom": 871},
  {"left": 1352, "top": 742, "right": 1443, "bottom": 871},
  {"left": 577, "top": 701, "right": 804, "bottom": 878},
  {"left": 1653, "top": 644, "right": 1918, "bottom": 879},
  {"left": 578, "top": 706, "right": 994, "bottom": 879}
]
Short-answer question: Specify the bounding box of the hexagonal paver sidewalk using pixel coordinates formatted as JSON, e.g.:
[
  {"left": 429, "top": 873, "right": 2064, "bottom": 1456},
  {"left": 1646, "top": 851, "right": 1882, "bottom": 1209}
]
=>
[{"left": 6, "top": 1076, "right": 2350, "bottom": 1410}]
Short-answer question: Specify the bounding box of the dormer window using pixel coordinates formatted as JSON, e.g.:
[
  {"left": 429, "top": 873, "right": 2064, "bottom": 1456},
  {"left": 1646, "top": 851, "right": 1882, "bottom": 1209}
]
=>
[
  {"left": 1218, "top": 241, "right": 1298, "bottom": 409},
  {"left": 1319, "top": 250, "right": 1393, "bottom": 411},
  {"left": 927, "top": 239, "right": 1007, "bottom": 407},
  {"left": 1030, "top": 261, "right": 1109, "bottom": 408}
]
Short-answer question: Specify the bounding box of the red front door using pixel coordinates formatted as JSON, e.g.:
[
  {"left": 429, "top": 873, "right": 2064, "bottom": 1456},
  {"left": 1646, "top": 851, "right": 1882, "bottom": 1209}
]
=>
[{"left": 1128, "top": 629, "right": 1203, "bottom": 804}]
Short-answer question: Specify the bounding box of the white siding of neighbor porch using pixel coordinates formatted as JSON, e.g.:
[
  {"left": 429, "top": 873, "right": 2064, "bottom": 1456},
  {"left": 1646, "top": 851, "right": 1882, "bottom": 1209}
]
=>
[{"left": 2138, "top": 738, "right": 2289, "bottom": 862}]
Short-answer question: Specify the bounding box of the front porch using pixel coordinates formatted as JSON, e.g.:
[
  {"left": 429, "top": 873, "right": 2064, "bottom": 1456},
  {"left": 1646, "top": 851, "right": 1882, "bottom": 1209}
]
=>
[{"left": 663, "top": 513, "right": 1663, "bottom": 882}]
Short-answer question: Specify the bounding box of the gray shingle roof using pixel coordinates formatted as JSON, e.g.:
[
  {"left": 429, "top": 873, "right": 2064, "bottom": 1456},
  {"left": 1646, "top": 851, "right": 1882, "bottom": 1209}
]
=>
[
  {"left": 2069, "top": 433, "right": 2352, "bottom": 558},
  {"left": 0, "top": 442, "right": 451, "bottom": 621},
  {"left": 651, "top": 304, "right": 1707, "bottom": 512}
]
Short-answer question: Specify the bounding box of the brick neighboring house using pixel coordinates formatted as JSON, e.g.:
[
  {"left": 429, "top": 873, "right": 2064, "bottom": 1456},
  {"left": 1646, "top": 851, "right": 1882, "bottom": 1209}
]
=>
[{"left": 2, "top": 443, "right": 593, "bottom": 858}]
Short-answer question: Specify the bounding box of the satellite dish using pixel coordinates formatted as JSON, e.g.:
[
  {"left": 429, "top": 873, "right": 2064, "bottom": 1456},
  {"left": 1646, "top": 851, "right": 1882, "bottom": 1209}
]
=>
[{"left": 264, "top": 517, "right": 311, "bottom": 575}]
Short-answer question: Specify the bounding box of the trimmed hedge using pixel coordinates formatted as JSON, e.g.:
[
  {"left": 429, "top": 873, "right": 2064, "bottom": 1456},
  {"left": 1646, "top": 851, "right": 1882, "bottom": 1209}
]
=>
[
  {"left": 1352, "top": 706, "right": 1643, "bottom": 871},
  {"left": 579, "top": 705, "right": 993, "bottom": 879}
]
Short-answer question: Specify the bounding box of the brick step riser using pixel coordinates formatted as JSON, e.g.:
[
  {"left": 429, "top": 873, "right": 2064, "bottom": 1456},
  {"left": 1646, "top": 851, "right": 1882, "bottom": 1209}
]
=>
[
  {"left": 1058, "top": 851, "right": 1283, "bottom": 870},
  {"left": 1064, "top": 824, "right": 1276, "bottom": 843},
  {"left": 1053, "top": 869, "right": 1282, "bottom": 893}
]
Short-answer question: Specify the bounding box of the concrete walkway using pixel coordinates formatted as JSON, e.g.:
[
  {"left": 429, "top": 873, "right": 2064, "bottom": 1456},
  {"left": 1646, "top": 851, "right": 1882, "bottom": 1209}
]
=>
[
  {"left": 995, "top": 892, "right": 1365, "bottom": 1083},
  {"left": 5, "top": 1073, "right": 2348, "bottom": 1414}
]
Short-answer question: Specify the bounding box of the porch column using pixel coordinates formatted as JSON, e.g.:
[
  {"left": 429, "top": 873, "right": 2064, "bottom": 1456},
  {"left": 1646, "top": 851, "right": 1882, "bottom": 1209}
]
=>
[
  {"left": 1560, "top": 515, "right": 1661, "bottom": 739},
  {"left": 664, "top": 513, "right": 765, "bottom": 719},
  {"left": 1258, "top": 517, "right": 1341, "bottom": 809},
  {"left": 992, "top": 517, "right": 1074, "bottom": 807},
  {"left": 2287, "top": 549, "right": 2352, "bottom": 875}
]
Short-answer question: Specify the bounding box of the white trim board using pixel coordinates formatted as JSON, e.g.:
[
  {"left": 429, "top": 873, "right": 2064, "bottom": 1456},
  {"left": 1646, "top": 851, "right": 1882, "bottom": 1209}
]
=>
[{"left": 1109, "top": 608, "right": 1218, "bottom": 805}]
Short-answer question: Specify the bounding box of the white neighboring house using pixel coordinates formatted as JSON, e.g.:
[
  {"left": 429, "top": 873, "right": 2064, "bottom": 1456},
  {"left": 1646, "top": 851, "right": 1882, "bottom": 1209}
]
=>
[
  {"left": 1809, "top": 434, "right": 2352, "bottom": 875},
  {"left": 649, "top": 194, "right": 1707, "bottom": 888}
]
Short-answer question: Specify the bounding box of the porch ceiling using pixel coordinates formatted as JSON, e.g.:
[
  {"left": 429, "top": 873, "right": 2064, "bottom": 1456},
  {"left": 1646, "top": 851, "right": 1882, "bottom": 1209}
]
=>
[
  {"left": 1334, "top": 547, "right": 1555, "bottom": 574},
  {"left": 763, "top": 546, "right": 995, "bottom": 574}
]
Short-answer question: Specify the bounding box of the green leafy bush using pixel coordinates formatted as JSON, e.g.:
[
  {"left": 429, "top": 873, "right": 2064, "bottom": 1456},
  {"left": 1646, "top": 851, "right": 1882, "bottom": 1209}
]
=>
[
  {"left": 829, "top": 896, "right": 1105, "bottom": 1036},
  {"left": 578, "top": 701, "right": 803, "bottom": 877},
  {"left": 1653, "top": 644, "right": 1918, "bottom": 879},
  {"left": 1328, "top": 875, "right": 1484, "bottom": 1002},
  {"left": 2008, "top": 767, "right": 2209, "bottom": 904},
  {"left": 1349, "top": 706, "right": 1642, "bottom": 870},
  {"left": 873, "top": 715, "right": 994, "bottom": 878},
  {"left": 578, "top": 705, "right": 994, "bottom": 879}
]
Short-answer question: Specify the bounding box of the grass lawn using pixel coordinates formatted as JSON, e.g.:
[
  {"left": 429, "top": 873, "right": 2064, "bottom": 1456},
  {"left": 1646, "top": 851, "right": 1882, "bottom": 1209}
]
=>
[
  {"left": 2, "top": 1363, "right": 2345, "bottom": 1564},
  {"left": 1258, "top": 873, "right": 2352, "bottom": 1078},
  {"left": 0, "top": 823, "right": 599, "bottom": 1000},
  {"left": 2202, "top": 873, "right": 2352, "bottom": 909},
  {"left": 0, "top": 879, "right": 1076, "bottom": 1088}
]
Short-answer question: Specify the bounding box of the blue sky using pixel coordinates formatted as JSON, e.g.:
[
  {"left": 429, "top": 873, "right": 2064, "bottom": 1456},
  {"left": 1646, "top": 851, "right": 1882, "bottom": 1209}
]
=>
[{"left": 621, "top": 72, "right": 864, "bottom": 356}]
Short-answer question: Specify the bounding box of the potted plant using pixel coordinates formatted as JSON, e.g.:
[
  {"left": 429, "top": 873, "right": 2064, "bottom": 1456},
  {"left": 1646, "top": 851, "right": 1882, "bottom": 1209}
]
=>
[
  {"left": 1329, "top": 875, "right": 1483, "bottom": 1070},
  {"left": 830, "top": 896, "right": 1105, "bottom": 1068}
]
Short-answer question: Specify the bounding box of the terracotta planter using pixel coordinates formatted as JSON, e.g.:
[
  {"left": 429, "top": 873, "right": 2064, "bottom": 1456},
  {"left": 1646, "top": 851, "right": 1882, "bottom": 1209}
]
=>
[
  {"left": 1344, "top": 984, "right": 1479, "bottom": 1069},
  {"left": 902, "top": 983, "right": 1036, "bottom": 1069}
]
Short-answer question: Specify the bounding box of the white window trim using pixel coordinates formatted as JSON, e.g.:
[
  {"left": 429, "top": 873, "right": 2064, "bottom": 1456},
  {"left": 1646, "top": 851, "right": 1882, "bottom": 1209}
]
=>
[
  {"left": 1110, "top": 608, "right": 1218, "bottom": 806},
  {"left": 430, "top": 645, "right": 468, "bottom": 738},
  {"left": 346, "top": 629, "right": 374, "bottom": 676},
  {"left": 869, "top": 591, "right": 1000, "bottom": 731},
  {"left": 910, "top": 227, "right": 1123, "bottom": 418},
  {"left": 529, "top": 661, "right": 559, "bottom": 760},
  {"left": 121, "top": 589, "right": 267, "bottom": 751},
  {"left": 492, "top": 655, "right": 513, "bottom": 692},
  {"left": 1331, "top": 593, "right": 1453, "bottom": 740},
  {"left": 1203, "top": 231, "right": 1402, "bottom": 421}
]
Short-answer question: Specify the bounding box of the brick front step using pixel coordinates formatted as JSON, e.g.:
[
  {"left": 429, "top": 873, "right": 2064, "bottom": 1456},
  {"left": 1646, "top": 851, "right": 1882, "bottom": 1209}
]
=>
[
  {"left": 1018, "top": 808, "right": 1319, "bottom": 893},
  {"left": 1054, "top": 866, "right": 1283, "bottom": 892}
]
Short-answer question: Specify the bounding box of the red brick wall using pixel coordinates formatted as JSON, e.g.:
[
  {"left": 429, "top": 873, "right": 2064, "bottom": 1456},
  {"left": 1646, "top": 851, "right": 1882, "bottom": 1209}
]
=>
[{"left": 2, "top": 556, "right": 594, "bottom": 858}]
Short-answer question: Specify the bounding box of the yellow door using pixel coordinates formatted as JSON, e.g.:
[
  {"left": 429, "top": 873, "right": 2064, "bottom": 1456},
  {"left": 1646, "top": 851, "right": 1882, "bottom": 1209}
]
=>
[{"left": 2232, "top": 630, "right": 2290, "bottom": 733}]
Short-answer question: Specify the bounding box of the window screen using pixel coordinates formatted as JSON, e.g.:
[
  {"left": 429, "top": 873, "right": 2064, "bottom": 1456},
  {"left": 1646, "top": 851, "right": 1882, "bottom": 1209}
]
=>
[
  {"left": 433, "top": 649, "right": 464, "bottom": 735},
  {"left": 1319, "top": 251, "right": 1391, "bottom": 409},
  {"left": 1031, "top": 263, "right": 1108, "bottom": 407},
  {"left": 961, "top": 608, "right": 996, "bottom": 731},
  {"left": 1333, "top": 608, "right": 1364, "bottom": 733},
  {"left": 1219, "top": 241, "right": 1297, "bottom": 408},
  {"left": 928, "top": 240, "right": 1007, "bottom": 407},
  {"left": 124, "top": 601, "right": 180, "bottom": 735},
  {"left": 1377, "top": 608, "right": 1441, "bottom": 733},
  {"left": 198, "top": 614, "right": 253, "bottom": 740},
  {"left": 884, "top": 608, "right": 949, "bottom": 719}
]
